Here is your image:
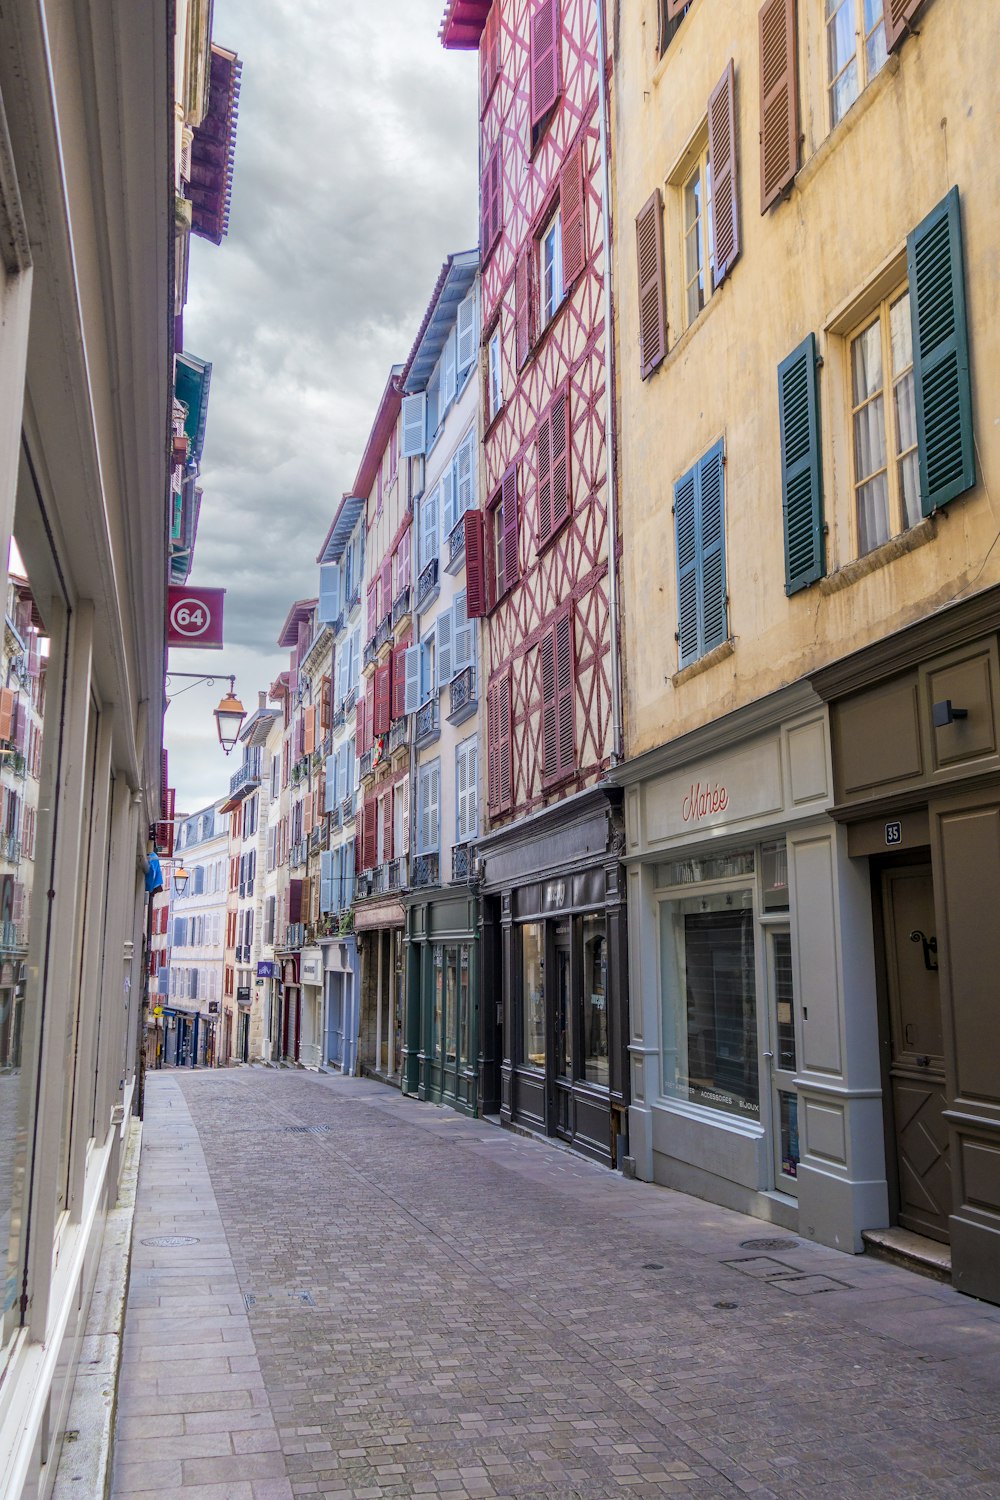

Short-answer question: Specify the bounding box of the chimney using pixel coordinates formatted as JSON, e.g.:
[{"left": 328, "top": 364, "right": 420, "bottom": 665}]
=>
[{"left": 258, "top": 691, "right": 267, "bottom": 710}]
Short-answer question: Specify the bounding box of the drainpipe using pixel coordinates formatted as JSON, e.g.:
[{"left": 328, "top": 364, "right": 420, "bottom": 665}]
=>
[{"left": 594, "top": 0, "right": 624, "bottom": 766}]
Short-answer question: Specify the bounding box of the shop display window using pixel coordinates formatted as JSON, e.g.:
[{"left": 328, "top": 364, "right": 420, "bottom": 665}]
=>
[
  {"left": 582, "top": 914, "right": 608, "bottom": 1087},
  {"left": 659, "top": 887, "right": 759, "bottom": 1120},
  {"left": 521, "top": 922, "right": 545, "bottom": 1070}
]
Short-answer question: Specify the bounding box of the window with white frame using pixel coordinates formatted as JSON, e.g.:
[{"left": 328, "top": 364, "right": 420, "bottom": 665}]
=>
[
  {"left": 417, "top": 758, "right": 441, "bottom": 856},
  {"left": 827, "top": 0, "right": 887, "bottom": 128},
  {"left": 488, "top": 327, "right": 503, "bottom": 423},
  {"left": 678, "top": 131, "right": 714, "bottom": 329},
  {"left": 418, "top": 487, "right": 439, "bottom": 574},
  {"left": 849, "top": 282, "right": 919, "bottom": 556},
  {"left": 541, "top": 209, "right": 564, "bottom": 327},
  {"left": 456, "top": 288, "right": 478, "bottom": 379},
  {"left": 456, "top": 736, "right": 478, "bottom": 845}
]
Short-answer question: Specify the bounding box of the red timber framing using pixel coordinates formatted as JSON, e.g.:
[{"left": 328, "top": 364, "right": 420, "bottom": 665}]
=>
[{"left": 445, "top": 0, "right": 614, "bottom": 831}]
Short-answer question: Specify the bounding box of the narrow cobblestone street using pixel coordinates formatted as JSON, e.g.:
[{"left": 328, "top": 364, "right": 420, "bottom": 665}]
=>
[{"left": 112, "top": 1070, "right": 1000, "bottom": 1500}]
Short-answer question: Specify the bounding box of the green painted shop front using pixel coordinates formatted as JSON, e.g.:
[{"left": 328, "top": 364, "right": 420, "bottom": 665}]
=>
[{"left": 403, "top": 890, "right": 483, "bottom": 1116}]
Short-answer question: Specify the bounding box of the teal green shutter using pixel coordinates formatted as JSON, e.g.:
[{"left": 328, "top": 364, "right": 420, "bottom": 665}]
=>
[
  {"left": 778, "top": 332, "right": 824, "bottom": 595},
  {"left": 674, "top": 465, "right": 699, "bottom": 667},
  {"left": 675, "top": 442, "right": 727, "bottom": 667},
  {"left": 699, "top": 442, "right": 727, "bottom": 653},
  {"left": 907, "top": 187, "right": 975, "bottom": 516}
]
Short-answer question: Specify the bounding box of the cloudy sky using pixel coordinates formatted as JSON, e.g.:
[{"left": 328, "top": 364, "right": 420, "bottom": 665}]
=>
[{"left": 167, "top": 0, "right": 479, "bottom": 813}]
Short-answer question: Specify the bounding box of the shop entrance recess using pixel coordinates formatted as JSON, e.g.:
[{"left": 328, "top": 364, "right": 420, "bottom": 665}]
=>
[
  {"left": 762, "top": 923, "right": 799, "bottom": 1193},
  {"left": 880, "top": 861, "right": 950, "bottom": 1242},
  {"left": 551, "top": 923, "right": 573, "bottom": 1139}
]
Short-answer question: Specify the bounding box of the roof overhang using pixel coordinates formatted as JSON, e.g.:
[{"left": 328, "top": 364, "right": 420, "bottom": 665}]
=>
[
  {"left": 174, "top": 352, "right": 212, "bottom": 457},
  {"left": 277, "top": 598, "right": 317, "bottom": 648},
  {"left": 268, "top": 670, "right": 290, "bottom": 702},
  {"left": 316, "top": 494, "right": 365, "bottom": 564},
  {"left": 439, "top": 0, "right": 493, "bottom": 48},
  {"left": 351, "top": 366, "right": 404, "bottom": 501},
  {"left": 190, "top": 44, "right": 242, "bottom": 243},
  {"left": 239, "top": 707, "right": 279, "bottom": 747},
  {"left": 402, "top": 250, "right": 479, "bottom": 393}
]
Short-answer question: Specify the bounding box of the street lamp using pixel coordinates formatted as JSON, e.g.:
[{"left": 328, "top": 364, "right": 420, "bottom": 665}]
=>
[
  {"left": 173, "top": 864, "right": 190, "bottom": 896},
  {"left": 164, "top": 672, "right": 247, "bottom": 756}
]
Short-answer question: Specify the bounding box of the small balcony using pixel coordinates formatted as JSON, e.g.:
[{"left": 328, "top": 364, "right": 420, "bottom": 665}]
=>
[
  {"left": 452, "top": 843, "right": 474, "bottom": 883},
  {"left": 411, "top": 852, "right": 439, "bottom": 890},
  {"left": 0, "top": 919, "right": 21, "bottom": 951},
  {"left": 374, "top": 856, "right": 407, "bottom": 896},
  {"left": 359, "top": 746, "right": 375, "bottom": 781},
  {"left": 285, "top": 922, "right": 305, "bottom": 950},
  {"left": 362, "top": 635, "right": 378, "bottom": 670},
  {"left": 228, "top": 757, "right": 261, "bottom": 798},
  {"left": 290, "top": 841, "right": 307, "bottom": 868},
  {"left": 447, "top": 664, "right": 477, "bottom": 726},
  {"left": 309, "top": 825, "right": 324, "bottom": 854},
  {"left": 341, "top": 794, "right": 356, "bottom": 823},
  {"left": 333, "top": 702, "right": 346, "bottom": 730},
  {"left": 447, "top": 520, "right": 466, "bottom": 572},
  {"left": 388, "top": 717, "right": 408, "bottom": 755},
  {"left": 391, "top": 586, "right": 411, "bottom": 630},
  {"left": 355, "top": 871, "right": 375, "bottom": 901},
  {"left": 347, "top": 585, "right": 362, "bottom": 615},
  {"left": 375, "top": 613, "right": 393, "bottom": 657},
  {"left": 414, "top": 557, "right": 439, "bottom": 614},
  {"left": 329, "top": 804, "right": 342, "bottom": 831},
  {"left": 3, "top": 835, "right": 20, "bottom": 865},
  {"left": 414, "top": 694, "right": 439, "bottom": 747},
  {"left": 345, "top": 685, "right": 358, "bottom": 715},
  {"left": 321, "top": 732, "right": 333, "bottom": 757}
]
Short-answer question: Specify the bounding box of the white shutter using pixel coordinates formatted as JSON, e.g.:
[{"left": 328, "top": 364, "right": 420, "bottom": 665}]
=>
[
  {"left": 453, "top": 591, "right": 475, "bottom": 673},
  {"left": 456, "top": 740, "right": 469, "bottom": 843},
  {"left": 457, "top": 289, "right": 477, "bottom": 371},
  {"left": 420, "top": 488, "right": 439, "bottom": 572},
  {"left": 442, "top": 466, "right": 456, "bottom": 540},
  {"left": 489, "top": 331, "right": 503, "bottom": 418},
  {"left": 456, "top": 430, "right": 475, "bottom": 519},
  {"left": 436, "top": 605, "right": 454, "bottom": 685},
  {"left": 442, "top": 329, "right": 457, "bottom": 408},
  {"left": 429, "top": 760, "right": 440, "bottom": 853},
  {"left": 335, "top": 745, "right": 346, "bottom": 802},
  {"left": 417, "top": 764, "right": 429, "bottom": 854},
  {"left": 404, "top": 645, "right": 421, "bottom": 715},
  {"left": 420, "top": 638, "right": 436, "bottom": 701},
  {"left": 345, "top": 838, "right": 355, "bottom": 903},
  {"left": 318, "top": 563, "right": 340, "bottom": 624},
  {"left": 320, "top": 849, "right": 334, "bottom": 913},
  {"left": 325, "top": 754, "right": 337, "bottom": 811},
  {"left": 401, "top": 392, "right": 426, "bottom": 457}
]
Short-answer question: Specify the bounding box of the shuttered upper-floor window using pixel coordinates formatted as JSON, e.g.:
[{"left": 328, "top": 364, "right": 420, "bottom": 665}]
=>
[{"left": 674, "top": 441, "right": 728, "bottom": 669}]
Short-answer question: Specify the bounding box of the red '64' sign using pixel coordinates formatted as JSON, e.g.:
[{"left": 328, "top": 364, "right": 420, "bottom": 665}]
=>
[{"left": 167, "top": 586, "right": 225, "bottom": 650}]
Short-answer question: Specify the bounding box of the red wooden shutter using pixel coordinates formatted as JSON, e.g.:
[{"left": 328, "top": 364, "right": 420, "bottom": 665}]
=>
[
  {"left": 0, "top": 688, "right": 14, "bottom": 743},
  {"left": 550, "top": 389, "right": 570, "bottom": 533},
  {"left": 486, "top": 682, "right": 499, "bottom": 814},
  {"left": 554, "top": 609, "right": 575, "bottom": 777},
  {"left": 160, "top": 748, "right": 169, "bottom": 819},
  {"left": 380, "top": 558, "right": 392, "bottom": 614},
  {"left": 497, "top": 670, "right": 513, "bottom": 812},
  {"left": 481, "top": 3, "right": 500, "bottom": 107},
  {"left": 391, "top": 643, "right": 407, "bottom": 719},
  {"left": 530, "top": 0, "right": 561, "bottom": 128},
  {"left": 320, "top": 675, "right": 331, "bottom": 730},
  {"left": 636, "top": 190, "right": 667, "bottom": 378},
  {"left": 884, "top": 0, "right": 924, "bottom": 50},
  {"left": 355, "top": 695, "right": 366, "bottom": 750},
  {"left": 490, "top": 146, "right": 502, "bottom": 251},
  {"left": 482, "top": 146, "right": 502, "bottom": 259},
  {"left": 501, "top": 466, "right": 519, "bottom": 592},
  {"left": 362, "top": 795, "right": 377, "bottom": 869},
  {"left": 464, "top": 510, "right": 489, "bottom": 617},
  {"left": 480, "top": 148, "right": 491, "bottom": 254},
  {"left": 759, "top": 0, "right": 799, "bottom": 213},
  {"left": 304, "top": 705, "right": 316, "bottom": 755},
  {"left": 708, "top": 61, "right": 740, "bottom": 283},
  {"left": 540, "top": 631, "right": 557, "bottom": 783},
  {"left": 373, "top": 663, "right": 391, "bottom": 736},
  {"left": 515, "top": 246, "right": 532, "bottom": 368},
  {"left": 561, "top": 140, "right": 586, "bottom": 285},
  {"left": 288, "top": 878, "right": 303, "bottom": 924},
  {"left": 366, "top": 583, "right": 377, "bottom": 639},
  {"left": 385, "top": 787, "right": 394, "bottom": 861},
  {"left": 537, "top": 410, "right": 552, "bottom": 544}
]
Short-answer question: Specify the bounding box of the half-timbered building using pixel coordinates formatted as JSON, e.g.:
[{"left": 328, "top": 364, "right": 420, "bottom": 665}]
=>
[{"left": 441, "top": 0, "right": 628, "bottom": 1164}]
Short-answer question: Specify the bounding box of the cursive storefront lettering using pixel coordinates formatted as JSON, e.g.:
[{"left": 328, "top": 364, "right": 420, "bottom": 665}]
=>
[{"left": 681, "top": 780, "right": 730, "bottom": 824}]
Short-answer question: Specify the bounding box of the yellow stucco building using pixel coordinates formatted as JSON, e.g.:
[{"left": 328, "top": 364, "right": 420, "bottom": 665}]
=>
[{"left": 610, "top": 0, "right": 1000, "bottom": 1304}]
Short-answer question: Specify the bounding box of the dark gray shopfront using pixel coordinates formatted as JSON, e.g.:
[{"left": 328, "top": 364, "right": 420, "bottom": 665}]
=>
[
  {"left": 479, "top": 788, "right": 628, "bottom": 1167},
  {"left": 403, "top": 889, "right": 487, "bottom": 1117}
]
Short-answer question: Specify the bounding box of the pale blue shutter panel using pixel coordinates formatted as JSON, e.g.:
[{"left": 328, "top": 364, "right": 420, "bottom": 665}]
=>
[
  {"left": 325, "top": 755, "right": 337, "bottom": 811},
  {"left": 442, "top": 467, "right": 456, "bottom": 541},
  {"left": 429, "top": 761, "right": 440, "bottom": 853},
  {"left": 442, "top": 329, "right": 457, "bottom": 407},
  {"left": 456, "top": 430, "right": 475, "bottom": 520},
  {"left": 699, "top": 442, "right": 728, "bottom": 654},
  {"left": 457, "top": 290, "right": 477, "bottom": 371},
  {"left": 345, "top": 838, "right": 355, "bottom": 904},
  {"left": 417, "top": 765, "right": 429, "bottom": 854},
  {"left": 401, "top": 393, "right": 426, "bottom": 457},
  {"left": 320, "top": 849, "right": 334, "bottom": 913},
  {"left": 674, "top": 465, "right": 699, "bottom": 668},
  {"left": 420, "top": 489, "right": 439, "bottom": 572},
  {"left": 453, "top": 591, "right": 474, "bottom": 673},
  {"left": 318, "top": 563, "right": 340, "bottom": 624},
  {"left": 437, "top": 605, "right": 454, "bottom": 685},
  {"left": 404, "top": 646, "right": 421, "bottom": 715}
]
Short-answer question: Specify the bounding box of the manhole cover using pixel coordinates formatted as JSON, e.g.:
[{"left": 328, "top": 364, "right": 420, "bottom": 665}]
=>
[
  {"left": 142, "top": 1235, "right": 200, "bottom": 1247},
  {"left": 284, "top": 1125, "right": 332, "bottom": 1135},
  {"left": 740, "top": 1237, "right": 799, "bottom": 1251},
  {"left": 641, "top": 1262, "right": 665, "bottom": 1270},
  {"left": 713, "top": 1301, "right": 738, "bottom": 1309}
]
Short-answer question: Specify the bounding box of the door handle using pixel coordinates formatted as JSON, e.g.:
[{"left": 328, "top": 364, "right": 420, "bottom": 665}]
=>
[
  {"left": 904, "top": 1022, "right": 915, "bottom": 1046},
  {"left": 916, "top": 1055, "right": 930, "bottom": 1068},
  {"left": 763, "top": 1050, "right": 774, "bottom": 1064}
]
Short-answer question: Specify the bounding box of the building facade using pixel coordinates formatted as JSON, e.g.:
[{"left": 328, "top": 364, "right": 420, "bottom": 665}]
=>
[
  {"left": 397, "top": 252, "right": 487, "bottom": 1117},
  {"left": 441, "top": 0, "right": 627, "bottom": 1164},
  {"left": 166, "top": 803, "right": 228, "bottom": 1065},
  {"left": 612, "top": 0, "right": 1000, "bottom": 1301}
]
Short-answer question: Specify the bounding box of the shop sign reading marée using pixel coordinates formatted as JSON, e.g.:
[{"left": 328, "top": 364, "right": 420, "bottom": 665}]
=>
[
  {"left": 681, "top": 781, "right": 729, "bottom": 823},
  {"left": 644, "top": 736, "right": 785, "bottom": 846}
]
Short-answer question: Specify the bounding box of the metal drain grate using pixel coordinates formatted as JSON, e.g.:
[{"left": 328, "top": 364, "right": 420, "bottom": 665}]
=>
[
  {"left": 142, "top": 1235, "right": 200, "bottom": 1247},
  {"left": 740, "top": 1237, "right": 800, "bottom": 1251},
  {"left": 641, "top": 1262, "right": 665, "bottom": 1270},
  {"left": 284, "top": 1125, "right": 333, "bottom": 1135}
]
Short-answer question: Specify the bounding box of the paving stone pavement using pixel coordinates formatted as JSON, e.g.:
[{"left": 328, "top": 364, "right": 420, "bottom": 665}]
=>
[{"left": 111, "top": 1069, "right": 1000, "bottom": 1500}]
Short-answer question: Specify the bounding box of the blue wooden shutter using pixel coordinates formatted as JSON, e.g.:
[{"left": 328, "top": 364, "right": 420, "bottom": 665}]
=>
[
  {"left": 699, "top": 442, "right": 727, "bottom": 654},
  {"left": 778, "top": 332, "right": 824, "bottom": 594},
  {"left": 437, "top": 605, "right": 454, "bottom": 685},
  {"left": 320, "top": 849, "right": 334, "bottom": 914},
  {"left": 318, "top": 563, "right": 340, "bottom": 624},
  {"left": 404, "top": 645, "right": 421, "bottom": 715},
  {"left": 907, "top": 187, "right": 975, "bottom": 515},
  {"left": 325, "top": 754, "right": 337, "bottom": 811},
  {"left": 401, "top": 393, "right": 426, "bottom": 457},
  {"left": 674, "top": 464, "right": 699, "bottom": 667}
]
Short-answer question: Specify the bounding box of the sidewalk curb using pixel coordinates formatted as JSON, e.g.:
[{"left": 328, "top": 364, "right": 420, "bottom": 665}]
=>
[{"left": 52, "top": 1118, "right": 143, "bottom": 1500}]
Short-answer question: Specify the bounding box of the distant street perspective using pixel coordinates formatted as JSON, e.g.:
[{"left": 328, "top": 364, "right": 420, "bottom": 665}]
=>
[{"left": 110, "top": 1068, "right": 1000, "bottom": 1500}]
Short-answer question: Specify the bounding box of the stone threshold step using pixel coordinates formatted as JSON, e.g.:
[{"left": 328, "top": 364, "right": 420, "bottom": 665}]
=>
[{"left": 862, "top": 1225, "right": 952, "bottom": 1283}]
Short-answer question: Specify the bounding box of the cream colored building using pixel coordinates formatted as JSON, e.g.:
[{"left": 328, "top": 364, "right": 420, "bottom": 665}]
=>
[{"left": 612, "top": 0, "right": 1000, "bottom": 1302}]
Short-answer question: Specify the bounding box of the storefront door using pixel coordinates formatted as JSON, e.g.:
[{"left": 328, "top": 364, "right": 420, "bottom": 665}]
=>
[
  {"left": 551, "top": 924, "right": 572, "bottom": 1138},
  {"left": 881, "top": 863, "right": 950, "bottom": 1242},
  {"left": 764, "top": 926, "right": 799, "bottom": 1193}
]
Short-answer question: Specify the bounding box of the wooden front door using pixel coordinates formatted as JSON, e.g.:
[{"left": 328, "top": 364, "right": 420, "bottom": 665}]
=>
[
  {"left": 882, "top": 864, "right": 950, "bottom": 1242},
  {"left": 550, "top": 924, "right": 573, "bottom": 1139}
]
